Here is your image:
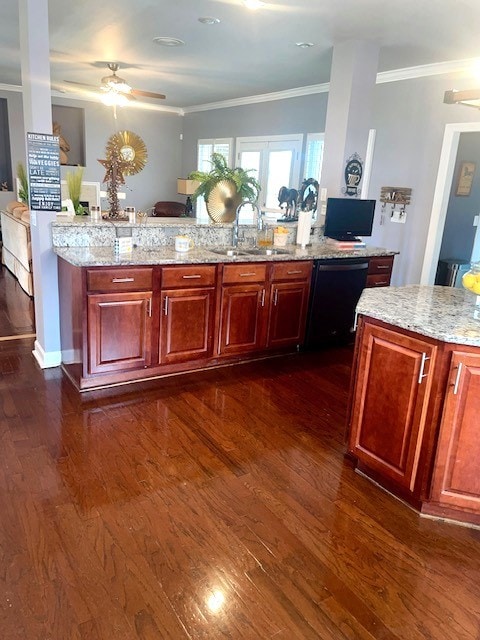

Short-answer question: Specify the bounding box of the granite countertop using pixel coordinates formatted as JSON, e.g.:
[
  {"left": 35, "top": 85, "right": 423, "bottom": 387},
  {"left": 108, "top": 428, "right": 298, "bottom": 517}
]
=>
[
  {"left": 357, "top": 285, "right": 480, "bottom": 346},
  {"left": 53, "top": 243, "right": 396, "bottom": 267}
]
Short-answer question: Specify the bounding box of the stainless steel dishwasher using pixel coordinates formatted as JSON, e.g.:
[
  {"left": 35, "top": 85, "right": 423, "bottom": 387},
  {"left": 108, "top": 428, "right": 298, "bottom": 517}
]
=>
[{"left": 304, "top": 258, "right": 369, "bottom": 348}]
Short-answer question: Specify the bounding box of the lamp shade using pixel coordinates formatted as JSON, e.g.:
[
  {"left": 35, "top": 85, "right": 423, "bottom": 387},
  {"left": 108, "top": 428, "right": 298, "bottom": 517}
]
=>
[{"left": 177, "top": 178, "right": 199, "bottom": 195}]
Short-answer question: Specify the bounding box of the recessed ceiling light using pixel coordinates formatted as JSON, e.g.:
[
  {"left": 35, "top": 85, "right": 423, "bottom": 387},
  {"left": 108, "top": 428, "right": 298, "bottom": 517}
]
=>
[
  {"left": 198, "top": 17, "right": 221, "bottom": 25},
  {"left": 152, "top": 37, "right": 185, "bottom": 47},
  {"left": 243, "top": 0, "right": 265, "bottom": 10},
  {"left": 296, "top": 42, "right": 315, "bottom": 49}
]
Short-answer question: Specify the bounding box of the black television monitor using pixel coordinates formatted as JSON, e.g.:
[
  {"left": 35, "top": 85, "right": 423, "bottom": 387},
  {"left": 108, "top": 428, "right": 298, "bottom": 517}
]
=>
[{"left": 324, "top": 198, "right": 376, "bottom": 241}]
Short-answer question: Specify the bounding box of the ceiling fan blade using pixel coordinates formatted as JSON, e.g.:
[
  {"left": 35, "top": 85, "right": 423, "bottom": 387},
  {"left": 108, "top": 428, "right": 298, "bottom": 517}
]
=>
[
  {"left": 131, "top": 88, "right": 166, "bottom": 100},
  {"left": 63, "top": 79, "right": 100, "bottom": 90}
]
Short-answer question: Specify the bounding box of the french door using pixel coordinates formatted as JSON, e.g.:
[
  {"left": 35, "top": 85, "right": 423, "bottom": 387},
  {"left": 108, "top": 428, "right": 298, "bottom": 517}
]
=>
[{"left": 236, "top": 135, "right": 303, "bottom": 216}]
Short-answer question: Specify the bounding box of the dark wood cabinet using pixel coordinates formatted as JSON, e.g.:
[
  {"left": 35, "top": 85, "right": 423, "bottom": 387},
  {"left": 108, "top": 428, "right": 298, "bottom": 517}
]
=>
[
  {"left": 87, "top": 291, "right": 153, "bottom": 374},
  {"left": 429, "top": 351, "right": 480, "bottom": 513},
  {"left": 159, "top": 287, "right": 215, "bottom": 364},
  {"left": 267, "top": 261, "right": 312, "bottom": 348},
  {"left": 348, "top": 322, "right": 437, "bottom": 493},
  {"left": 366, "top": 256, "right": 394, "bottom": 288},
  {"left": 159, "top": 264, "right": 216, "bottom": 364},
  {"left": 219, "top": 283, "right": 267, "bottom": 355}
]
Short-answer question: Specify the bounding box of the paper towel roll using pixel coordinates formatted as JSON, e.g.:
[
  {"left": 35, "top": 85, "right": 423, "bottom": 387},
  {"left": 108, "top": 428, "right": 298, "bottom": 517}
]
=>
[{"left": 297, "top": 210, "right": 312, "bottom": 246}]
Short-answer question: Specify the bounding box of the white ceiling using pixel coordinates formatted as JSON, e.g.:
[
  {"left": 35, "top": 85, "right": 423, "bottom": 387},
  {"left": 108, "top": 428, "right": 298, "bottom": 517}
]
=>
[{"left": 1, "top": 0, "right": 480, "bottom": 109}]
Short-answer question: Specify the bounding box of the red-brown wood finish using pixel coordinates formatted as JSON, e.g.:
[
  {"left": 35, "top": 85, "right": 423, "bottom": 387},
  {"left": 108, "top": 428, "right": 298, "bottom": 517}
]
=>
[
  {"left": 429, "top": 350, "right": 480, "bottom": 512},
  {"left": 349, "top": 322, "right": 437, "bottom": 492},
  {"left": 87, "top": 291, "right": 152, "bottom": 374},
  {"left": 366, "top": 255, "right": 394, "bottom": 288},
  {"left": 159, "top": 287, "right": 215, "bottom": 364},
  {"left": 267, "top": 281, "right": 310, "bottom": 348},
  {"left": 219, "top": 283, "right": 266, "bottom": 355}
]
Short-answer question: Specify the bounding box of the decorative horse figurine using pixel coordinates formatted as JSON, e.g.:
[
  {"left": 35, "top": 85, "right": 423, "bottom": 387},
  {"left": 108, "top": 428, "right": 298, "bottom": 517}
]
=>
[{"left": 278, "top": 186, "right": 299, "bottom": 221}]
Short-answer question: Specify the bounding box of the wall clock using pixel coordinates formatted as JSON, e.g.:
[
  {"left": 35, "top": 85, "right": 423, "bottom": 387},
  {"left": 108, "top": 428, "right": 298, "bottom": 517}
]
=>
[{"left": 106, "top": 130, "right": 147, "bottom": 176}]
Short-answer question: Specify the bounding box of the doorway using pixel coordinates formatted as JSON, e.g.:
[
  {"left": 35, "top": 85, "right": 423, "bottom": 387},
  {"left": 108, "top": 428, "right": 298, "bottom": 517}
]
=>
[{"left": 421, "top": 121, "right": 480, "bottom": 284}]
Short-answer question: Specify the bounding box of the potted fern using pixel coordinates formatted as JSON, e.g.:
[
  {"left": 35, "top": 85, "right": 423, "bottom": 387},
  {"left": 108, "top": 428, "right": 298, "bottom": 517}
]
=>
[{"left": 188, "top": 153, "right": 260, "bottom": 222}]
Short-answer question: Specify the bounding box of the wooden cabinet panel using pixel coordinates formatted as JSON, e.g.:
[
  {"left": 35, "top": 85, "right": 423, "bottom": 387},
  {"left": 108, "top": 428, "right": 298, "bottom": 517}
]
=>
[
  {"left": 430, "top": 351, "right": 480, "bottom": 511},
  {"left": 366, "top": 256, "right": 393, "bottom": 288},
  {"left": 271, "top": 261, "right": 312, "bottom": 282},
  {"left": 222, "top": 263, "right": 267, "bottom": 284},
  {"left": 219, "top": 284, "right": 266, "bottom": 355},
  {"left": 87, "top": 267, "right": 153, "bottom": 292},
  {"left": 161, "top": 265, "right": 216, "bottom": 288},
  {"left": 366, "top": 274, "right": 392, "bottom": 288},
  {"left": 349, "top": 323, "right": 437, "bottom": 492},
  {"left": 159, "top": 288, "right": 215, "bottom": 365},
  {"left": 87, "top": 292, "right": 152, "bottom": 374},
  {"left": 267, "top": 281, "right": 309, "bottom": 348}
]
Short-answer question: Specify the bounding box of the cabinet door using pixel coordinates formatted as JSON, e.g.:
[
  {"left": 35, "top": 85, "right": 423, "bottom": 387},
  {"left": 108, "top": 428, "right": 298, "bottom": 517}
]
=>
[
  {"left": 348, "top": 323, "right": 436, "bottom": 492},
  {"left": 430, "top": 352, "right": 480, "bottom": 511},
  {"left": 159, "top": 288, "right": 215, "bottom": 365},
  {"left": 88, "top": 292, "right": 152, "bottom": 374},
  {"left": 219, "top": 284, "right": 266, "bottom": 355},
  {"left": 267, "top": 281, "right": 309, "bottom": 348}
]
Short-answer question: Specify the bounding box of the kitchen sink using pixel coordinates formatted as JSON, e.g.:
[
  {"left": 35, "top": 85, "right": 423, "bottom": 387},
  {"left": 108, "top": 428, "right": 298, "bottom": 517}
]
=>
[
  {"left": 208, "top": 247, "right": 250, "bottom": 257},
  {"left": 243, "top": 247, "right": 292, "bottom": 256}
]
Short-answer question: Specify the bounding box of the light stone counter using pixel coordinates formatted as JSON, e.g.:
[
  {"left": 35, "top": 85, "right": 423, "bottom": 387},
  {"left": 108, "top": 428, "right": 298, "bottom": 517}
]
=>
[
  {"left": 52, "top": 215, "right": 397, "bottom": 265},
  {"left": 356, "top": 285, "right": 480, "bottom": 346}
]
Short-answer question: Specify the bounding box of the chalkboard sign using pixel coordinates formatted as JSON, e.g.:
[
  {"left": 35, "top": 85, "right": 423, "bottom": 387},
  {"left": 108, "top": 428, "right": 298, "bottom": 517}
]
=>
[{"left": 26, "top": 132, "right": 61, "bottom": 211}]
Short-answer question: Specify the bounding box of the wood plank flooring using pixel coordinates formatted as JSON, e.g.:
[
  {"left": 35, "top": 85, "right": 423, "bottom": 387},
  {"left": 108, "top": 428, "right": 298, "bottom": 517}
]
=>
[
  {"left": 0, "top": 339, "right": 479, "bottom": 639},
  {"left": 0, "top": 266, "right": 35, "bottom": 338}
]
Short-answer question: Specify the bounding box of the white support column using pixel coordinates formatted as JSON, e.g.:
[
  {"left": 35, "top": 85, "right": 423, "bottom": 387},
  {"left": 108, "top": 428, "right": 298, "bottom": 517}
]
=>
[
  {"left": 320, "top": 40, "right": 379, "bottom": 199},
  {"left": 19, "top": 0, "right": 61, "bottom": 368}
]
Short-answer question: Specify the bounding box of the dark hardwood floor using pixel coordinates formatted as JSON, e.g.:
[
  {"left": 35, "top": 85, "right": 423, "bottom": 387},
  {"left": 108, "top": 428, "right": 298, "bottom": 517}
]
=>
[
  {"left": 0, "top": 266, "right": 35, "bottom": 339},
  {"left": 0, "top": 339, "right": 479, "bottom": 639}
]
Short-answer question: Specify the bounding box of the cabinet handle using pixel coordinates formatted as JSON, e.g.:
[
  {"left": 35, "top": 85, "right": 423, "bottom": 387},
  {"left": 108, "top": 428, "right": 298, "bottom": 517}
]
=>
[
  {"left": 374, "top": 281, "right": 389, "bottom": 286},
  {"left": 376, "top": 265, "right": 391, "bottom": 270},
  {"left": 163, "top": 295, "right": 169, "bottom": 316},
  {"left": 239, "top": 272, "right": 257, "bottom": 277},
  {"left": 287, "top": 270, "right": 302, "bottom": 275},
  {"left": 147, "top": 298, "right": 152, "bottom": 317},
  {"left": 353, "top": 311, "right": 359, "bottom": 331},
  {"left": 273, "top": 288, "right": 278, "bottom": 306},
  {"left": 261, "top": 289, "right": 265, "bottom": 307},
  {"left": 182, "top": 274, "right": 202, "bottom": 279},
  {"left": 418, "top": 352, "right": 430, "bottom": 384},
  {"left": 112, "top": 277, "right": 134, "bottom": 283},
  {"left": 453, "top": 362, "right": 463, "bottom": 395}
]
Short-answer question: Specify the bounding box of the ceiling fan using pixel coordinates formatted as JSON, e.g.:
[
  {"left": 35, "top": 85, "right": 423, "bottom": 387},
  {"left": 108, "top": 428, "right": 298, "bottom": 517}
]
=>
[{"left": 63, "top": 62, "right": 166, "bottom": 105}]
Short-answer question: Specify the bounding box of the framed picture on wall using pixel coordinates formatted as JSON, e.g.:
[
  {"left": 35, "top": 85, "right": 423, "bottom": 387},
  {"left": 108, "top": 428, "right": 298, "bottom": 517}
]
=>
[{"left": 456, "top": 161, "right": 476, "bottom": 196}]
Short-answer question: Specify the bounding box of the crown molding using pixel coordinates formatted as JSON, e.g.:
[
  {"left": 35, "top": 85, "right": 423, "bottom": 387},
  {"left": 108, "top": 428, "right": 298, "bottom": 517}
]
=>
[
  {"left": 183, "top": 57, "right": 479, "bottom": 113},
  {"left": 0, "top": 57, "right": 477, "bottom": 115},
  {"left": 182, "top": 83, "right": 329, "bottom": 114}
]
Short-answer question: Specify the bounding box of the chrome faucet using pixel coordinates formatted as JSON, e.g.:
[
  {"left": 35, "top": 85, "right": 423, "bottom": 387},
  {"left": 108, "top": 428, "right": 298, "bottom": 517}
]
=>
[{"left": 233, "top": 201, "right": 260, "bottom": 247}]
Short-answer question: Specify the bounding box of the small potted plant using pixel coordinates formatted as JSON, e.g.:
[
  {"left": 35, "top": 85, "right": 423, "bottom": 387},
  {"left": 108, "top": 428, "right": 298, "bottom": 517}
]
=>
[
  {"left": 66, "top": 166, "right": 86, "bottom": 215},
  {"left": 188, "top": 153, "right": 260, "bottom": 222}
]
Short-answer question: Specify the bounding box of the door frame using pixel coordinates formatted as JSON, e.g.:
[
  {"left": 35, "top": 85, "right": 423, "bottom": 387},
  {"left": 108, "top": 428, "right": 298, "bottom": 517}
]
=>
[{"left": 421, "top": 121, "right": 480, "bottom": 284}]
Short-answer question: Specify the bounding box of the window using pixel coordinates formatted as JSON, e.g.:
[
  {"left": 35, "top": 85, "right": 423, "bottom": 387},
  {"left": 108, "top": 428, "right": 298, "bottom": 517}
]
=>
[
  {"left": 236, "top": 134, "right": 303, "bottom": 221},
  {"left": 304, "top": 133, "right": 324, "bottom": 184},
  {"left": 196, "top": 138, "right": 232, "bottom": 222}
]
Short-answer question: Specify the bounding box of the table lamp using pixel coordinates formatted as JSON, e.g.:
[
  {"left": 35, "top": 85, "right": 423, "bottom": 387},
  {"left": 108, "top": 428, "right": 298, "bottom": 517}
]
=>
[{"left": 177, "top": 179, "right": 199, "bottom": 217}]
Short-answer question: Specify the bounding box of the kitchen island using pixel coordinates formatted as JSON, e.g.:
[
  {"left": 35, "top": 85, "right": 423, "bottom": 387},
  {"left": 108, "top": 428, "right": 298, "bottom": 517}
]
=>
[
  {"left": 347, "top": 285, "right": 480, "bottom": 527},
  {"left": 53, "top": 216, "right": 396, "bottom": 392}
]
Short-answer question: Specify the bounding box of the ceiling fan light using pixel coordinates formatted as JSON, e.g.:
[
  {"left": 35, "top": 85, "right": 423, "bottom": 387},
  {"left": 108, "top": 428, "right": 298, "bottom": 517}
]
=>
[
  {"left": 101, "top": 91, "right": 129, "bottom": 107},
  {"left": 242, "top": 0, "right": 265, "bottom": 9}
]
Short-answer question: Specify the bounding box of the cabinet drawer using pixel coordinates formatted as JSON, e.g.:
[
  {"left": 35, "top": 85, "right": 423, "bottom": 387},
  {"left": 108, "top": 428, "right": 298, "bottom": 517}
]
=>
[
  {"left": 271, "top": 260, "right": 312, "bottom": 282},
  {"left": 366, "top": 274, "right": 391, "bottom": 288},
  {"left": 368, "top": 256, "right": 394, "bottom": 275},
  {"left": 222, "top": 263, "right": 267, "bottom": 284},
  {"left": 87, "top": 268, "right": 153, "bottom": 292},
  {"left": 162, "top": 265, "right": 216, "bottom": 288}
]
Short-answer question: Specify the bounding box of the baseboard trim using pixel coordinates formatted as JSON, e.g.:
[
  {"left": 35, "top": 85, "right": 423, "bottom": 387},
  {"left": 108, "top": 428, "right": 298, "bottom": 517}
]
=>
[{"left": 32, "top": 340, "right": 62, "bottom": 369}]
